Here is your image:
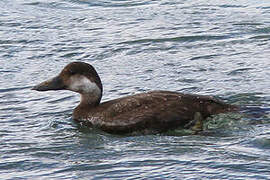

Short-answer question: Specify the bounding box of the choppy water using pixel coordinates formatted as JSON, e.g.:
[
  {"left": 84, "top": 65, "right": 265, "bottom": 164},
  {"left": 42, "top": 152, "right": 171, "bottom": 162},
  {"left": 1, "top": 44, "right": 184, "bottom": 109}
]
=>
[{"left": 1, "top": 0, "right": 270, "bottom": 179}]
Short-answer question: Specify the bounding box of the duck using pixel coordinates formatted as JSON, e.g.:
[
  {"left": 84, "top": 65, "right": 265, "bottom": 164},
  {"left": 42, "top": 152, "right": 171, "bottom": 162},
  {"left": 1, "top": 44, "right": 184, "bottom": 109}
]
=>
[{"left": 32, "top": 61, "right": 238, "bottom": 134}]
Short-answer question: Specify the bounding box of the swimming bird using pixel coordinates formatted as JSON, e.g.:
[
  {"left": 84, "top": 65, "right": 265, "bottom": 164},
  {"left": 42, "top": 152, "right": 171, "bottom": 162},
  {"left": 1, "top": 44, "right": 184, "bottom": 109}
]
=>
[{"left": 32, "top": 62, "right": 238, "bottom": 134}]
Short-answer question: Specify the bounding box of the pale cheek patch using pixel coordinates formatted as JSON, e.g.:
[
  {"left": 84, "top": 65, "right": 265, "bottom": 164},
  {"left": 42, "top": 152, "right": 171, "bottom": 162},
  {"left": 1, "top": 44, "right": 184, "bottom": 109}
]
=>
[{"left": 69, "top": 76, "right": 101, "bottom": 94}]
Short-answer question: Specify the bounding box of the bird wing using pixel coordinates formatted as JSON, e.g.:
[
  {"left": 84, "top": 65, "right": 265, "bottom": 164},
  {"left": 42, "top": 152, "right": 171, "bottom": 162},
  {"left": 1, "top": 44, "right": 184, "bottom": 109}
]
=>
[{"left": 95, "top": 91, "right": 220, "bottom": 133}]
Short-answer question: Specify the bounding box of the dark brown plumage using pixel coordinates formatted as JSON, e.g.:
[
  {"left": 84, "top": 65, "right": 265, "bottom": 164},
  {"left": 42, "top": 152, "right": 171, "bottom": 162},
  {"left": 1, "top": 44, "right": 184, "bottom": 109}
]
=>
[{"left": 32, "top": 62, "right": 238, "bottom": 134}]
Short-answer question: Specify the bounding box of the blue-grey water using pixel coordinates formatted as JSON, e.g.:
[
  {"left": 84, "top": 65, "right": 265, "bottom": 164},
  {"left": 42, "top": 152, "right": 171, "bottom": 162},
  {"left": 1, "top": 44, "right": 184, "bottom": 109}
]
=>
[{"left": 1, "top": 0, "right": 270, "bottom": 179}]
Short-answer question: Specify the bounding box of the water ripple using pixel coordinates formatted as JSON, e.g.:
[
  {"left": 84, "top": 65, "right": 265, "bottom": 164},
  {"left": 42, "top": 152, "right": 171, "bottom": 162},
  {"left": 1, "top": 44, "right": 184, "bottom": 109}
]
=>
[
  {"left": 119, "top": 35, "right": 229, "bottom": 45},
  {"left": 69, "top": 0, "right": 157, "bottom": 8},
  {"left": 227, "top": 68, "right": 255, "bottom": 75}
]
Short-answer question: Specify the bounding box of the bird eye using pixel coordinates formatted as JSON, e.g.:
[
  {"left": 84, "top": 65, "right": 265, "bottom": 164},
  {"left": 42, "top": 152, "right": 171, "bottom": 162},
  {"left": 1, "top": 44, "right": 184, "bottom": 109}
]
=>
[{"left": 69, "top": 70, "right": 76, "bottom": 75}]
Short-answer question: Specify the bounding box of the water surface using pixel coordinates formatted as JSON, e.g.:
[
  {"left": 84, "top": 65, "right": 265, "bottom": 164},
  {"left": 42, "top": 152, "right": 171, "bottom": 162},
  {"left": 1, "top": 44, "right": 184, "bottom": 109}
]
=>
[{"left": 0, "top": 0, "right": 270, "bottom": 179}]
